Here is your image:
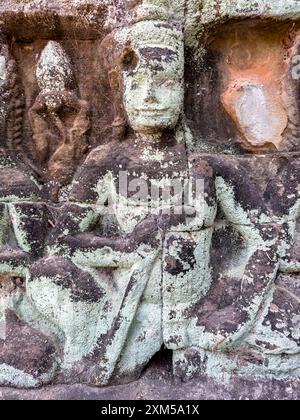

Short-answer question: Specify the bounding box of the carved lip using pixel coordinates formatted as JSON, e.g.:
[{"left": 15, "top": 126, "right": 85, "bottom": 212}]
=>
[{"left": 137, "top": 108, "right": 168, "bottom": 113}]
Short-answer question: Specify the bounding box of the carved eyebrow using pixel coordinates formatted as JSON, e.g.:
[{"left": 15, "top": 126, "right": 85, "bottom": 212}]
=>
[
  {"left": 139, "top": 47, "right": 178, "bottom": 62},
  {"left": 121, "top": 48, "right": 138, "bottom": 71}
]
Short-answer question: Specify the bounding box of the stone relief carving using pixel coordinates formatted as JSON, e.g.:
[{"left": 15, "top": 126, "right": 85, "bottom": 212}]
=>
[
  {"left": 173, "top": 154, "right": 300, "bottom": 381},
  {"left": 28, "top": 3, "right": 189, "bottom": 386},
  {"left": 0, "top": 0, "right": 299, "bottom": 395},
  {"left": 29, "top": 41, "right": 90, "bottom": 200},
  {"left": 0, "top": 35, "right": 24, "bottom": 157},
  {"left": 0, "top": 36, "right": 58, "bottom": 388}
]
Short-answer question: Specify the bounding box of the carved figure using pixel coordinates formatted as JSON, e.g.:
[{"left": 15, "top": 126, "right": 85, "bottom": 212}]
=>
[
  {"left": 0, "top": 37, "right": 57, "bottom": 388},
  {"left": 0, "top": 35, "right": 24, "bottom": 157},
  {"left": 27, "top": 3, "right": 191, "bottom": 386},
  {"left": 171, "top": 29, "right": 300, "bottom": 379},
  {"left": 29, "top": 41, "right": 90, "bottom": 200}
]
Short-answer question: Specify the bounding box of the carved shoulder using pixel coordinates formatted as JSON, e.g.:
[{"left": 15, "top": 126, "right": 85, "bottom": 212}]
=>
[{"left": 70, "top": 143, "right": 119, "bottom": 203}]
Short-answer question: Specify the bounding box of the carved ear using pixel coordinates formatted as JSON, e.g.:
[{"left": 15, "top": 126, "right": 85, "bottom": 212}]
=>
[
  {"left": 108, "top": 68, "right": 121, "bottom": 92},
  {"left": 100, "top": 32, "right": 129, "bottom": 140},
  {"left": 108, "top": 68, "right": 127, "bottom": 140}
]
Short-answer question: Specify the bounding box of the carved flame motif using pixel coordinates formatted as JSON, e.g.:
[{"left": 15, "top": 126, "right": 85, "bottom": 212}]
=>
[{"left": 36, "top": 41, "right": 74, "bottom": 96}]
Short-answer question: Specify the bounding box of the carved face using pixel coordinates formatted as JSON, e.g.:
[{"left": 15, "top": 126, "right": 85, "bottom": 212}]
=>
[{"left": 122, "top": 21, "right": 184, "bottom": 135}]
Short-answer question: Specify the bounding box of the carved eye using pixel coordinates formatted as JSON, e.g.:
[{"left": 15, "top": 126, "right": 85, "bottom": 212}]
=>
[
  {"left": 161, "top": 80, "right": 174, "bottom": 88},
  {"left": 121, "top": 49, "right": 138, "bottom": 71},
  {"left": 159, "top": 79, "right": 175, "bottom": 89}
]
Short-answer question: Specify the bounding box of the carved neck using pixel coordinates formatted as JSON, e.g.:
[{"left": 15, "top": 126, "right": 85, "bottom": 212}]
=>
[{"left": 134, "top": 132, "right": 163, "bottom": 146}]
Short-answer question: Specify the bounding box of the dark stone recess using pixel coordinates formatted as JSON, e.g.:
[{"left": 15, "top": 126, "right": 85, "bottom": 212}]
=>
[{"left": 0, "top": 347, "right": 299, "bottom": 401}]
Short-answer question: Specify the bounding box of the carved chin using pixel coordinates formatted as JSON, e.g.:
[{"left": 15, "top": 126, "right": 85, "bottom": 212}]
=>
[{"left": 129, "top": 112, "right": 179, "bottom": 134}]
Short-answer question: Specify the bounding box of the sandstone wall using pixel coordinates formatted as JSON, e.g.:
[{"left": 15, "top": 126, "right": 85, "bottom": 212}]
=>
[{"left": 0, "top": 0, "right": 299, "bottom": 394}]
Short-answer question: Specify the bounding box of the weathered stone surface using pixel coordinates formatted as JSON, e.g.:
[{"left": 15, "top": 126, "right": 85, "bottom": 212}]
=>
[
  {"left": 0, "top": 310, "right": 57, "bottom": 388},
  {"left": 0, "top": 361, "right": 300, "bottom": 400},
  {"left": 0, "top": 0, "right": 299, "bottom": 399}
]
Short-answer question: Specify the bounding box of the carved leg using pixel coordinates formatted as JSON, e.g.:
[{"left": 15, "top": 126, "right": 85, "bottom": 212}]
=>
[
  {"left": 29, "top": 106, "right": 51, "bottom": 163},
  {"left": 0, "top": 267, "right": 57, "bottom": 388},
  {"left": 169, "top": 223, "right": 284, "bottom": 380},
  {"left": 0, "top": 309, "right": 58, "bottom": 388},
  {"left": 29, "top": 248, "right": 160, "bottom": 386},
  {"left": 163, "top": 228, "right": 214, "bottom": 381},
  {"left": 29, "top": 257, "right": 108, "bottom": 367},
  {"left": 113, "top": 256, "right": 163, "bottom": 383}
]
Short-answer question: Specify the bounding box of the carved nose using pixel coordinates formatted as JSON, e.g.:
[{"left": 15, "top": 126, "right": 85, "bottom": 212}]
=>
[
  {"left": 144, "top": 86, "right": 158, "bottom": 104},
  {"left": 145, "top": 92, "right": 157, "bottom": 104},
  {"left": 143, "top": 79, "right": 158, "bottom": 104}
]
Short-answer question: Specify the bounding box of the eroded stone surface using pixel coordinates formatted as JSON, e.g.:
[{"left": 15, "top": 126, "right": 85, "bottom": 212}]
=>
[{"left": 0, "top": 0, "right": 298, "bottom": 398}]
